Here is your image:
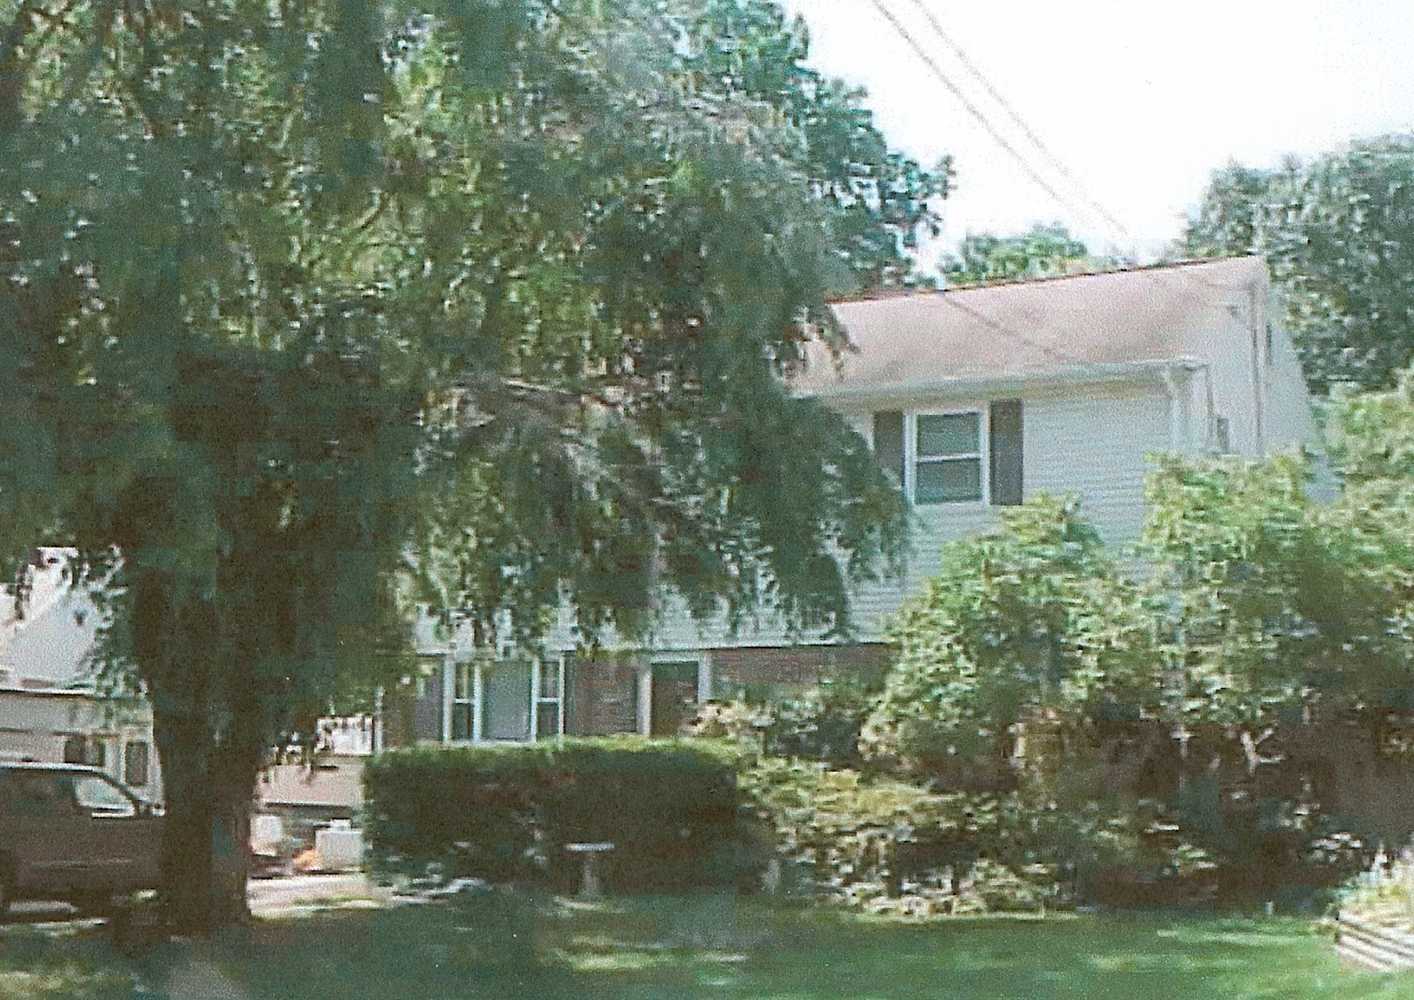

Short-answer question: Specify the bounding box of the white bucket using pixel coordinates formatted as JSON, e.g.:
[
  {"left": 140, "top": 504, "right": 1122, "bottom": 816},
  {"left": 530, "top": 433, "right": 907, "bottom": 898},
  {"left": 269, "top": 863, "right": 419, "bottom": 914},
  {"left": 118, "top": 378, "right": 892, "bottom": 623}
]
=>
[{"left": 315, "top": 825, "right": 365, "bottom": 871}]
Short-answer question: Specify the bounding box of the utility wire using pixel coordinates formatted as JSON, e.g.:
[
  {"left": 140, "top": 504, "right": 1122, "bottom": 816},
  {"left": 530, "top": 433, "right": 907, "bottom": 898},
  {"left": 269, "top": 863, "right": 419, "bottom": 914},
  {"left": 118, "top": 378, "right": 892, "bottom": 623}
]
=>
[
  {"left": 937, "top": 294, "right": 1094, "bottom": 370},
  {"left": 862, "top": 0, "right": 1103, "bottom": 234},
  {"left": 900, "top": 0, "right": 1133, "bottom": 242},
  {"left": 879, "top": 0, "right": 1245, "bottom": 298},
  {"left": 858, "top": 0, "right": 1257, "bottom": 386}
]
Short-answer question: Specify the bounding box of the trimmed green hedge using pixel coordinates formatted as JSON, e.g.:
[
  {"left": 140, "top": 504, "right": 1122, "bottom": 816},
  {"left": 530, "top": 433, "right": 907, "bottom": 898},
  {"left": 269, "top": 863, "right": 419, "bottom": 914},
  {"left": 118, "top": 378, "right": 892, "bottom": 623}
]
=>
[{"left": 364, "top": 738, "right": 754, "bottom": 893}]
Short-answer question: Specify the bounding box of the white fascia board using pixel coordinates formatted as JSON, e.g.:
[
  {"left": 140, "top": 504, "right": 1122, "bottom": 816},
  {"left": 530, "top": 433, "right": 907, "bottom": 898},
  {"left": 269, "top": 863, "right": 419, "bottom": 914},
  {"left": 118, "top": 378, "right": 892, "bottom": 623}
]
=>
[{"left": 793, "top": 358, "right": 1206, "bottom": 405}]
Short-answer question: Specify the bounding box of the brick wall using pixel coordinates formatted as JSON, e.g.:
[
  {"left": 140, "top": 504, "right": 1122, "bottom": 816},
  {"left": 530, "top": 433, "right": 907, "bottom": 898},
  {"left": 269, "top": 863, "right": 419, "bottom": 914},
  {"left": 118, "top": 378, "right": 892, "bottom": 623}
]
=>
[
  {"left": 709, "top": 643, "right": 894, "bottom": 698},
  {"left": 565, "top": 653, "right": 640, "bottom": 736},
  {"left": 563, "top": 644, "right": 894, "bottom": 737}
]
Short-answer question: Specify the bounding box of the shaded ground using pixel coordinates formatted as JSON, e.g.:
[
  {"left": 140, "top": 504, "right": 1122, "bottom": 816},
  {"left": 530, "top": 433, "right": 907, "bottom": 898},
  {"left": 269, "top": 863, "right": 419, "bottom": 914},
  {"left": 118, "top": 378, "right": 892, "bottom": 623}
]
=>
[
  {"left": 3, "top": 894, "right": 1414, "bottom": 999},
  {"left": 6, "top": 873, "right": 384, "bottom": 922}
]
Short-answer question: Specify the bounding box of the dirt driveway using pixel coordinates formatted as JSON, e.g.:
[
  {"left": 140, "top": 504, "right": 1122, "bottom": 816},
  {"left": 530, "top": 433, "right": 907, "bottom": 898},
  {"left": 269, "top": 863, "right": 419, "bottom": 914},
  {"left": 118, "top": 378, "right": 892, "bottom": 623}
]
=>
[{"left": 2, "top": 872, "right": 390, "bottom": 928}]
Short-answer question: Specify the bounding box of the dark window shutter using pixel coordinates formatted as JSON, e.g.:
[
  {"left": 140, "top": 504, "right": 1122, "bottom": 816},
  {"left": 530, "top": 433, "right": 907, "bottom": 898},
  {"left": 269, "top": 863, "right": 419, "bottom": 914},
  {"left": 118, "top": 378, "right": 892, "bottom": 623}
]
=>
[
  {"left": 989, "top": 400, "right": 1024, "bottom": 506},
  {"left": 872, "top": 411, "right": 905, "bottom": 491}
]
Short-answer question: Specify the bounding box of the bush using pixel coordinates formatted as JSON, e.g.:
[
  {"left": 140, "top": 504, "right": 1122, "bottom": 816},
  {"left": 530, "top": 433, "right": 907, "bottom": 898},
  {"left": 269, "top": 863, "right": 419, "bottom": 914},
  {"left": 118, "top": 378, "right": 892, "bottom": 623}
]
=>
[
  {"left": 684, "top": 676, "right": 877, "bottom": 767},
  {"left": 364, "top": 737, "right": 754, "bottom": 893},
  {"left": 863, "top": 495, "right": 1162, "bottom": 782},
  {"left": 741, "top": 757, "right": 991, "bottom": 902},
  {"left": 741, "top": 755, "right": 1233, "bottom": 912},
  {"left": 766, "top": 677, "right": 875, "bottom": 767}
]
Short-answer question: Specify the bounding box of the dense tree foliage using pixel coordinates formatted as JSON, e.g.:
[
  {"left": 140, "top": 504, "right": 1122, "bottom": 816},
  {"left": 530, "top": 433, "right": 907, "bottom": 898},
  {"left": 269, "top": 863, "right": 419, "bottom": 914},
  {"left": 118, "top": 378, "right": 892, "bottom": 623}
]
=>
[
  {"left": 0, "top": 0, "right": 943, "bottom": 931},
  {"left": 863, "top": 496, "right": 1162, "bottom": 778},
  {"left": 860, "top": 381, "right": 1414, "bottom": 901},
  {"left": 1142, "top": 453, "right": 1414, "bottom": 731},
  {"left": 1182, "top": 135, "right": 1414, "bottom": 393},
  {"left": 939, "top": 222, "right": 1125, "bottom": 286}
]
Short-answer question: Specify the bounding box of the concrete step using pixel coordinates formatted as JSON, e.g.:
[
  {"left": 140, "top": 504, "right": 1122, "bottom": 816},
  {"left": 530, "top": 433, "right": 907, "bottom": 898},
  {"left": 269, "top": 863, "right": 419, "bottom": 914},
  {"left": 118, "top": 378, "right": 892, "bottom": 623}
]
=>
[
  {"left": 1336, "top": 932, "right": 1401, "bottom": 973},
  {"left": 1339, "top": 915, "right": 1414, "bottom": 959},
  {"left": 1336, "top": 913, "right": 1414, "bottom": 973}
]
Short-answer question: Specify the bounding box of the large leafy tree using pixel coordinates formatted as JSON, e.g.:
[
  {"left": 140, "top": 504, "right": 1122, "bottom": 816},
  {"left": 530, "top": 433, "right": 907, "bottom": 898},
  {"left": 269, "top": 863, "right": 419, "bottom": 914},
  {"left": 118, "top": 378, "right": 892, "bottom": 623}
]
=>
[
  {"left": 939, "top": 222, "right": 1125, "bottom": 287},
  {"left": 0, "top": 0, "right": 942, "bottom": 931},
  {"left": 1182, "top": 135, "right": 1414, "bottom": 393},
  {"left": 1142, "top": 437, "right": 1414, "bottom": 742}
]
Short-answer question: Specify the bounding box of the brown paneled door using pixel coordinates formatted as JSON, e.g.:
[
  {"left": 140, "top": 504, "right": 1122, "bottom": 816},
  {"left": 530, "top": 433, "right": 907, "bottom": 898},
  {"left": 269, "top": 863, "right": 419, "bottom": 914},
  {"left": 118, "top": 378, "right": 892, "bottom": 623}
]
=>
[{"left": 649, "top": 661, "right": 700, "bottom": 737}]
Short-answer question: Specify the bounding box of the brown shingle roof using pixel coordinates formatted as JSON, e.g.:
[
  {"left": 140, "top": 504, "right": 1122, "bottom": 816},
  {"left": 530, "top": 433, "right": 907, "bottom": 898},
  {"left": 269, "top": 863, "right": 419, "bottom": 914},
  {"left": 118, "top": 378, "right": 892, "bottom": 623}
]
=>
[{"left": 797, "top": 256, "right": 1266, "bottom": 398}]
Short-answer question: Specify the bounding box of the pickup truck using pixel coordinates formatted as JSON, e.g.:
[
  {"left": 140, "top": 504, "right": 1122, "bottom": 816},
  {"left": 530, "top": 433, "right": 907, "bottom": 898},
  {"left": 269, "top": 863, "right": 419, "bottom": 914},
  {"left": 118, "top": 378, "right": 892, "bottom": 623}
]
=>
[{"left": 0, "top": 761, "right": 162, "bottom": 915}]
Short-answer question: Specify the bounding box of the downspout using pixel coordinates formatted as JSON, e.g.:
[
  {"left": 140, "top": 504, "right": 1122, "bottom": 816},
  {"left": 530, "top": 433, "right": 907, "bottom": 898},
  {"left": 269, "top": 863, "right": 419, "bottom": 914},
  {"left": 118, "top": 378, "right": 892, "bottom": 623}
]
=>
[
  {"left": 1161, "top": 362, "right": 1211, "bottom": 454},
  {"left": 1160, "top": 366, "right": 1187, "bottom": 453},
  {"left": 441, "top": 654, "right": 454, "bottom": 743},
  {"left": 1249, "top": 282, "right": 1266, "bottom": 454},
  {"left": 1202, "top": 364, "right": 1216, "bottom": 452}
]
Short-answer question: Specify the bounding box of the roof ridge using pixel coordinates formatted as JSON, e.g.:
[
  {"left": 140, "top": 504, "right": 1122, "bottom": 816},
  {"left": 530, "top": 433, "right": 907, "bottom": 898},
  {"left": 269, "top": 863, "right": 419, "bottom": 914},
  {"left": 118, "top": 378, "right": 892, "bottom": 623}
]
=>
[{"left": 827, "top": 254, "right": 1262, "bottom": 304}]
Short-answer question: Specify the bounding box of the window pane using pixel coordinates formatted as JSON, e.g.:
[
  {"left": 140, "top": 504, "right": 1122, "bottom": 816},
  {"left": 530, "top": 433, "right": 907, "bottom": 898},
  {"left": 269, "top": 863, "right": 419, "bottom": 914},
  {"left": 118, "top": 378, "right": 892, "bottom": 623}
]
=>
[
  {"left": 8, "top": 773, "right": 77, "bottom": 817},
  {"left": 484, "top": 661, "right": 532, "bottom": 741},
  {"left": 124, "top": 741, "right": 150, "bottom": 787},
  {"left": 536, "top": 702, "right": 561, "bottom": 739},
  {"left": 451, "top": 702, "right": 473, "bottom": 741},
  {"left": 917, "top": 413, "right": 979, "bottom": 457},
  {"left": 538, "top": 661, "right": 560, "bottom": 700},
  {"left": 916, "top": 459, "right": 982, "bottom": 503},
  {"left": 74, "top": 775, "right": 135, "bottom": 817},
  {"left": 63, "top": 736, "right": 86, "bottom": 764},
  {"left": 454, "top": 665, "right": 471, "bottom": 701}
]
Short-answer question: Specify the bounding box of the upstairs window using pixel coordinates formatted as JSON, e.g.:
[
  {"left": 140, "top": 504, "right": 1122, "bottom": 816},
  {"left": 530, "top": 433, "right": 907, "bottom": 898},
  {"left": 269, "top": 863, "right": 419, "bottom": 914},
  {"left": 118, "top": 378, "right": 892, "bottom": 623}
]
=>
[
  {"left": 872, "top": 401, "right": 1023, "bottom": 507},
  {"left": 915, "top": 411, "right": 983, "bottom": 504}
]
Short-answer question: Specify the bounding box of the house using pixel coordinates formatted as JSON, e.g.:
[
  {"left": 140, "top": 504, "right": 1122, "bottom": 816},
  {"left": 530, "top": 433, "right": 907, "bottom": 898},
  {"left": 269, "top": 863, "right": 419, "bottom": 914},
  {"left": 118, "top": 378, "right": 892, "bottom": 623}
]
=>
[
  {"left": 255, "top": 718, "right": 376, "bottom": 842},
  {"left": 388, "top": 256, "right": 1321, "bottom": 747},
  {"left": 0, "top": 550, "right": 378, "bottom": 828},
  {"left": 0, "top": 549, "right": 161, "bottom": 796}
]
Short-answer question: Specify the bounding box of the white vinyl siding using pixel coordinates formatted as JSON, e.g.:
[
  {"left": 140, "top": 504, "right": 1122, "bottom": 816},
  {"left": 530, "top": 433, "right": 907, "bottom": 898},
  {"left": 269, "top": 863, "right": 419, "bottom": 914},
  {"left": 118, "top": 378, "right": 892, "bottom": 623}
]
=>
[{"left": 537, "top": 381, "right": 1171, "bottom": 652}]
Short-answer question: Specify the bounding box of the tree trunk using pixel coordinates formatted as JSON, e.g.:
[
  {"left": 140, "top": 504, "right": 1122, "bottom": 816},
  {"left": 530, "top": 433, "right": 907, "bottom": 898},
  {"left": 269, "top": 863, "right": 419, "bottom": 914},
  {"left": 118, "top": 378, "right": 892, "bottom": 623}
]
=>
[{"left": 151, "top": 703, "right": 260, "bottom": 935}]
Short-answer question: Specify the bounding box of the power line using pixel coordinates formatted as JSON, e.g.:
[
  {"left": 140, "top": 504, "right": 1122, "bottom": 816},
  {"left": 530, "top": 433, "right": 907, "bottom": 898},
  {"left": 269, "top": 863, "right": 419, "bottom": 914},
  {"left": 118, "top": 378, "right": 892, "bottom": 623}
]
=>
[
  {"left": 901, "top": 0, "right": 1133, "bottom": 242},
  {"left": 861, "top": 0, "right": 1260, "bottom": 382},
  {"left": 862, "top": 0, "right": 1103, "bottom": 234},
  {"left": 937, "top": 294, "right": 1094, "bottom": 371},
  {"left": 878, "top": 0, "right": 1246, "bottom": 300}
]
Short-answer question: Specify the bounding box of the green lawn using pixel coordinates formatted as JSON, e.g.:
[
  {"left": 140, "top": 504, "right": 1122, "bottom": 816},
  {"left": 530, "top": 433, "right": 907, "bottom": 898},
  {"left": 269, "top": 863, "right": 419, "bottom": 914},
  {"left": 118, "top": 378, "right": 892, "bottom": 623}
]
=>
[{"left": 4, "top": 896, "right": 1414, "bottom": 999}]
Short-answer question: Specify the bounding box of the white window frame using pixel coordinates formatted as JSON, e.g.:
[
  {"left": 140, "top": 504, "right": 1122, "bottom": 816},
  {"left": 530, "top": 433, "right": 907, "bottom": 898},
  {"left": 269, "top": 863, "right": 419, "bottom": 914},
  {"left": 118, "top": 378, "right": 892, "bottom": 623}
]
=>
[
  {"left": 531, "top": 657, "right": 566, "bottom": 740},
  {"left": 445, "top": 656, "right": 564, "bottom": 744},
  {"left": 907, "top": 407, "right": 990, "bottom": 506},
  {"left": 447, "top": 661, "right": 478, "bottom": 743}
]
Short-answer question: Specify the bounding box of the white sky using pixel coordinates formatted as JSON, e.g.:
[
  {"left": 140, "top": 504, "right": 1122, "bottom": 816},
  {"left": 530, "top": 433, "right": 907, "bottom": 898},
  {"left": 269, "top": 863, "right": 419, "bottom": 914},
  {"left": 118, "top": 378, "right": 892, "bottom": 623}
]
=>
[{"left": 779, "top": 0, "right": 1414, "bottom": 265}]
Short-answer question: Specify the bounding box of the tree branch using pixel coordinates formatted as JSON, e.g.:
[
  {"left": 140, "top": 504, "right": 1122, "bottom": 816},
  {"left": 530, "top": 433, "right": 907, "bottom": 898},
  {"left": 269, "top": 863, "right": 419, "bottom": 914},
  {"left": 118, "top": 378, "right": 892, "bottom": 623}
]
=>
[{"left": 0, "top": 0, "right": 51, "bottom": 133}]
